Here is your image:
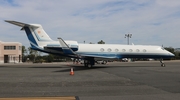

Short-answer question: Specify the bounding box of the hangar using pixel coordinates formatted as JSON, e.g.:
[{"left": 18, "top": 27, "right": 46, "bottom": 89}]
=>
[{"left": 0, "top": 41, "right": 22, "bottom": 63}]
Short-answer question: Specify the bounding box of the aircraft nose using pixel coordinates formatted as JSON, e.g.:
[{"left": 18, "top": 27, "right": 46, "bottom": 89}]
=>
[
  {"left": 165, "top": 50, "right": 175, "bottom": 57},
  {"left": 169, "top": 52, "right": 175, "bottom": 57},
  {"left": 167, "top": 51, "right": 175, "bottom": 57}
]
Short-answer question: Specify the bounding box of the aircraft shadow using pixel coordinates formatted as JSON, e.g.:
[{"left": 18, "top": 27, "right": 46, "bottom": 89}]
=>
[
  {"left": 108, "top": 65, "right": 159, "bottom": 68},
  {"left": 0, "top": 66, "right": 6, "bottom": 68},
  {"left": 53, "top": 65, "right": 158, "bottom": 73},
  {"left": 29, "top": 66, "right": 63, "bottom": 68},
  {"left": 53, "top": 65, "right": 108, "bottom": 72}
]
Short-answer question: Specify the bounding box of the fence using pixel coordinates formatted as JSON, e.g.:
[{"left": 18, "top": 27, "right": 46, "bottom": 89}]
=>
[{"left": 0, "top": 56, "right": 22, "bottom": 63}]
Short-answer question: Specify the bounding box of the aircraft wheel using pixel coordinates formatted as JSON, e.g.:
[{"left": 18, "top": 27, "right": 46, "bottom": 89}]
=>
[
  {"left": 87, "top": 64, "right": 93, "bottom": 68},
  {"left": 161, "top": 63, "right": 165, "bottom": 67},
  {"left": 103, "top": 61, "right": 107, "bottom": 64}
]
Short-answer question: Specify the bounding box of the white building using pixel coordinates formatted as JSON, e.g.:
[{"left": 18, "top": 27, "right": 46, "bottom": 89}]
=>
[
  {"left": 175, "top": 48, "right": 180, "bottom": 52},
  {"left": 0, "top": 41, "right": 22, "bottom": 63}
]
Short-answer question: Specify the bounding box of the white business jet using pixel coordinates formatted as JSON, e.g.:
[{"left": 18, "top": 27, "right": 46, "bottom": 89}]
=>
[{"left": 5, "top": 20, "right": 174, "bottom": 68}]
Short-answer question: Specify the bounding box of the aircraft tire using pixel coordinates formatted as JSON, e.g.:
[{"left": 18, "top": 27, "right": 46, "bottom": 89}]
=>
[
  {"left": 103, "top": 60, "right": 107, "bottom": 64},
  {"left": 87, "top": 64, "right": 93, "bottom": 68},
  {"left": 161, "top": 63, "right": 165, "bottom": 67}
]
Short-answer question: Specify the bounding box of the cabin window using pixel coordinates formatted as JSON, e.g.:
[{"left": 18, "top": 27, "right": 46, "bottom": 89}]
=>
[
  {"left": 136, "top": 49, "right": 140, "bottom": 52},
  {"left": 122, "top": 49, "right": 126, "bottom": 52},
  {"left": 143, "top": 49, "right": 147, "bottom": 52},
  {"left": 107, "top": 48, "right": 112, "bottom": 52},
  {"left": 115, "top": 49, "right": 119, "bottom": 52},
  {"left": 100, "top": 48, "right": 104, "bottom": 52},
  {"left": 129, "top": 49, "right": 133, "bottom": 52}
]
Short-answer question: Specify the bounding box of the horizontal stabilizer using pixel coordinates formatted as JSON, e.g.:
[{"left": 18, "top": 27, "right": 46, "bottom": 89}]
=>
[
  {"left": 58, "top": 38, "right": 76, "bottom": 55},
  {"left": 5, "top": 20, "right": 39, "bottom": 28}
]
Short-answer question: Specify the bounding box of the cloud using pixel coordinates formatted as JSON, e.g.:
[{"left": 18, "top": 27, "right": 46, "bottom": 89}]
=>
[
  {"left": 156, "top": 0, "right": 180, "bottom": 7},
  {"left": 0, "top": 0, "right": 180, "bottom": 48}
]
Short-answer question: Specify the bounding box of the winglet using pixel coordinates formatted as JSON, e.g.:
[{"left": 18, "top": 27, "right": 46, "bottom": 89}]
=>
[{"left": 58, "top": 38, "right": 76, "bottom": 55}]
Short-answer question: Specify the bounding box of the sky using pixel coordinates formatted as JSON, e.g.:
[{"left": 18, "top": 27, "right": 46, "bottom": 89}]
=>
[{"left": 0, "top": 0, "right": 180, "bottom": 48}]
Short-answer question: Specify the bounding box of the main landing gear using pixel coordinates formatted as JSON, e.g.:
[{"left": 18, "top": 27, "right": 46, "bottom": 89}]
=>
[
  {"left": 160, "top": 59, "right": 165, "bottom": 67},
  {"left": 84, "top": 57, "right": 95, "bottom": 68}
]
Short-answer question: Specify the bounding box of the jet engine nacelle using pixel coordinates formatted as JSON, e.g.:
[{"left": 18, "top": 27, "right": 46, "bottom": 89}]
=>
[{"left": 65, "top": 40, "right": 79, "bottom": 51}]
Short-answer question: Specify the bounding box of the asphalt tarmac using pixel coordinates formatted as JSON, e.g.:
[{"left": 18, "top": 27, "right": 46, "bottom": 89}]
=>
[{"left": 0, "top": 61, "right": 180, "bottom": 100}]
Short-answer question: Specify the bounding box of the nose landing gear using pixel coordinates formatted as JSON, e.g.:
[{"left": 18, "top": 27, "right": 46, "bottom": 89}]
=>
[{"left": 160, "top": 59, "right": 165, "bottom": 67}]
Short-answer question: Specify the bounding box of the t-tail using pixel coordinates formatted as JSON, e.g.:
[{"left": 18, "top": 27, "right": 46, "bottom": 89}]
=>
[{"left": 5, "top": 20, "right": 53, "bottom": 50}]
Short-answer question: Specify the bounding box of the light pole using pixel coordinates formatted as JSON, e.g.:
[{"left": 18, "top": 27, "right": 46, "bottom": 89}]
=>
[
  {"left": 125, "top": 33, "right": 132, "bottom": 62},
  {"left": 125, "top": 34, "right": 132, "bottom": 45}
]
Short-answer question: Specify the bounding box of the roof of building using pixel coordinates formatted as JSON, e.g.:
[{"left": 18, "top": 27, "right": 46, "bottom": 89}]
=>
[{"left": 0, "top": 41, "right": 22, "bottom": 45}]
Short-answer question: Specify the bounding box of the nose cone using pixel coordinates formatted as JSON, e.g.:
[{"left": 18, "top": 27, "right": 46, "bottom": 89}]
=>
[
  {"left": 169, "top": 52, "right": 175, "bottom": 57},
  {"left": 165, "top": 50, "right": 175, "bottom": 57}
]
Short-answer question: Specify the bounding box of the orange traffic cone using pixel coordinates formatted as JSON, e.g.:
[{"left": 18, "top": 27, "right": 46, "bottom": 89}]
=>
[{"left": 70, "top": 68, "right": 74, "bottom": 75}]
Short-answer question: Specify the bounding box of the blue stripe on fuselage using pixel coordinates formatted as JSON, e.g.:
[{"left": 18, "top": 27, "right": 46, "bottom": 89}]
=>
[{"left": 78, "top": 52, "right": 173, "bottom": 59}]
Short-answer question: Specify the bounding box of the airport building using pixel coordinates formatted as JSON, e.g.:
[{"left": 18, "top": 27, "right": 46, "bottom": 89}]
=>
[{"left": 0, "top": 41, "right": 22, "bottom": 63}]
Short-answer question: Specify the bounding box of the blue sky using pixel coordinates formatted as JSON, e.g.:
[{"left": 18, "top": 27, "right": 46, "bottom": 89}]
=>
[{"left": 0, "top": 0, "right": 180, "bottom": 48}]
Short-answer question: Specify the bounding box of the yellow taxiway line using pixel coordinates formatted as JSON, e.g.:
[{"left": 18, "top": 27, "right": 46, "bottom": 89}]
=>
[{"left": 0, "top": 96, "right": 78, "bottom": 100}]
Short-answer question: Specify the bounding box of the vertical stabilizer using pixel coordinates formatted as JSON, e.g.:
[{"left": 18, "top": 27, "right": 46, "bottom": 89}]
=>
[{"left": 5, "top": 20, "right": 53, "bottom": 49}]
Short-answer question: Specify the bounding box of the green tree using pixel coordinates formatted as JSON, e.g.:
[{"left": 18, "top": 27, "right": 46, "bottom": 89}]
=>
[
  {"left": 97, "top": 40, "right": 105, "bottom": 44},
  {"left": 46, "top": 54, "right": 54, "bottom": 62},
  {"left": 28, "top": 47, "right": 39, "bottom": 62},
  {"left": 21, "top": 46, "right": 27, "bottom": 62},
  {"left": 164, "top": 47, "right": 175, "bottom": 54},
  {"left": 22, "top": 46, "right": 27, "bottom": 56}
]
